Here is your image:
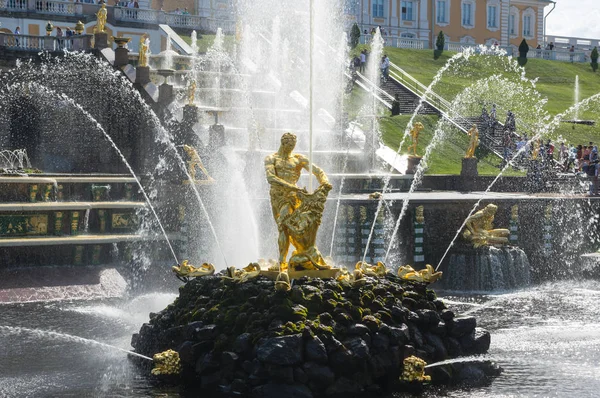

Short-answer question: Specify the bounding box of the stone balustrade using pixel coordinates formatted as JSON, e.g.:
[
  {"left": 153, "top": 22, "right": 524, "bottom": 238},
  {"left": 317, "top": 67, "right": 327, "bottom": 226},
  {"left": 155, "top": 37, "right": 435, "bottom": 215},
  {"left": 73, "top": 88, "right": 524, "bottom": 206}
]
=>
[{"left": 0, "top": 32, "right": 92, "bottom": 51}]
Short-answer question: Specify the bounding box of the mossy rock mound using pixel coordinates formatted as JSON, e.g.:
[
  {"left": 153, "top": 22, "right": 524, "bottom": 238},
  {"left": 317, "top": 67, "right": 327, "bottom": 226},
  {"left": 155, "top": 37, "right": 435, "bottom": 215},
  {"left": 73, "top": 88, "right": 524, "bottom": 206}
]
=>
[{"left": 132, "top": 274, "right": 498, "bottom": 397}]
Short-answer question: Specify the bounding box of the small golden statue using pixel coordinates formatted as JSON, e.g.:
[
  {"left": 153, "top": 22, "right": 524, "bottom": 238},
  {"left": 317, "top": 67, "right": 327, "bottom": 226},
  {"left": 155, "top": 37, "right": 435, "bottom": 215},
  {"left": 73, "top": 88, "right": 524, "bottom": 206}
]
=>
[
  {"left": 187, "top": 80, "right": 197, "bottom": 106},
  {"left": 151, "top": 349, "right": 181, "bottom": 376},
  {"left": 511, "top": 205, "right": 519, "bottom": 222},
  {"left": 183, "top": 145, "right": 214, "bottom": 184},
  {"left": 96, "top": 3, "right": 107, "bottom": 33},
  {"left": 463, "top": 204, "right": 510, "bottom": 248},
  {"left": 398, "top": 264, "right": 442, "bottom": 283},
  {"left": 138, "top": 35, "right": 149, "bottom": 67},
  {"left": 172, "top": 260, "right": 215, "bottom": 279},
  {"left": 532, "top": 140, "right": 541, "bottom": 160},
  {"left": 465, "top": 124, "right": 480, "bottom": 158},
  {"left": 544, "top": 204, "right": 552, "bottom": 220},
  {"left": 415, "top": 205, "right": 424, "bottom": 223},
  {"left": 407, "top": 122, "right": 424, "bottom": 157},
  {"left": 264, "top": 133, "right": 332, "bottom": 272},
  {"left": 401, "top": 356, "right": 430, "bottom": 383}
]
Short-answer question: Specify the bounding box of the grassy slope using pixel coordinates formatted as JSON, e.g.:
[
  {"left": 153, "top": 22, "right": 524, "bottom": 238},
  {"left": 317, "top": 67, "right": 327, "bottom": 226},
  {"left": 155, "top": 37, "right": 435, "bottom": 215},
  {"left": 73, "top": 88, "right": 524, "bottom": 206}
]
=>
[{"left": 350, "top": 46, "right": 600, "bottom": 174}]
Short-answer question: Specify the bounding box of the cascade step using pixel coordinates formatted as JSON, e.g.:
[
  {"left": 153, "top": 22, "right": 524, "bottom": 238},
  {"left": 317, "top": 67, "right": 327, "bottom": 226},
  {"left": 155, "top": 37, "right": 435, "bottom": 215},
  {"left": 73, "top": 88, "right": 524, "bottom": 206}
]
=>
[
  {"left": 0, "top": 233, "right": 168, "bottom": 247},
  {"left": 0, "top": 202, "right": 146, "bottom": 211}
]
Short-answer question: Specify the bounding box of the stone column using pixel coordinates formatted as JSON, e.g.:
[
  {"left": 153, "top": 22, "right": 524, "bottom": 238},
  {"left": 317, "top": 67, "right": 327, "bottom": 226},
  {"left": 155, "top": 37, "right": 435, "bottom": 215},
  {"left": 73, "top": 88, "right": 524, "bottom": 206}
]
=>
[{"left": 135, "top": 66, "right": 150, "bottom": 85}]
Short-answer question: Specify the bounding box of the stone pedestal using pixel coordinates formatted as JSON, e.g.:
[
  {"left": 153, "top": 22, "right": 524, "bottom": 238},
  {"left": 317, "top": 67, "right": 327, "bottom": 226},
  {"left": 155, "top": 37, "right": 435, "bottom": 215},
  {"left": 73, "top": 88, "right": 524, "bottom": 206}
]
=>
[
  {"left": 94, "top": 32, "right": 108, "bottom": 50},
  {"left": 114, "top": 47, "right": 129, "bottom": 68},
  {"left": 183, "top": 105, "right": 198, "bottom": 125},
  {"left": 158, "top": 84, "right": 174, "bottom": 105},
  {"left": 135, "top": 66, "right": 150, "bottom": 85},
  {"left": 405, "top": 156, "right": 422, "bottom": 175},
  {"left": 44, "top": 36, "right": 54, "bottom": 51},
  {"left": 209, "top": 124, "right": 225, "bottom": 148},
  {"left": 461, "top": 157, "right": 479, "bottom": 177},
  {"left": 444, "top": 245, "right": 531, "bottom": 291}
]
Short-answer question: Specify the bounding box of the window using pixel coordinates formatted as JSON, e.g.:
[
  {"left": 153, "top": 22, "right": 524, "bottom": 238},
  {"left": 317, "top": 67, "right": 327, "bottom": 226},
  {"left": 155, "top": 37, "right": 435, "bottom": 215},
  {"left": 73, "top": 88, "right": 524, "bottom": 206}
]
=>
[
  {"left": 487, "top": 5, "right": 497, "bottom": 28},
  {"left": 436, "top": 0, "right": 448, "bottom": 24},
  {"left": 509, "top": 14, "right": 515, "bottom": 35},
  {"left": 401, "top": 1, "right": 414, "bottom": 21},
  {"left": 462, "top": 2, "right": 473, "bottom": 26},
  {"left": 372, "top": 0, "right": 384, "bottom": 18},
  {"left": 523, "top": 15, "right": 532, "bottom": 37}
]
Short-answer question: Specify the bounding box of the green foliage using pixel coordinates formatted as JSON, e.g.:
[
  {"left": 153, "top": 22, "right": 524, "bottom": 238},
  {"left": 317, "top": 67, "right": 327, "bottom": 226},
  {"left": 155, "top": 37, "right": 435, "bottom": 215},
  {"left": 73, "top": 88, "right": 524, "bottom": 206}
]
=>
[
  {"left": 591, "top": 47, "right": 598, "bottom": 72},
  {"left": 519, "top": 38, "right": 529, "bottom": 58},
  {"left": 518, "top": 57, "right": 528, "bottom": 66},
  {"left": 433, "top": 49, "right": 443, "bottom": 60},
  {"left": 350, "top": 23, "right": 361, "bottom": 49},
  {"left": 436, "top": 31, "right": 445, "bottom": 51}
]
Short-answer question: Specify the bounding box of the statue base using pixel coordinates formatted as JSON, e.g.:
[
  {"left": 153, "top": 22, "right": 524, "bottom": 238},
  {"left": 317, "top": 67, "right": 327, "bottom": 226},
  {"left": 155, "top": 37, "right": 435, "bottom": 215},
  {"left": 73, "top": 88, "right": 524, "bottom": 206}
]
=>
[
  {"left": 442, "top": 245, "right": 530, "bottom": 291},
  {"left": 183, "top": 105, "right": 199, "bottom": 125},
  {"left": 209, "top": 124, "right": 225, "bottom": 148},
  {"left": 114, "top": 47, "right": 129, "bottom": 68},
  {"left": 135, "top": 66, "right": 150, "bottom": 85},
  {"left": 461, "top": 157, "right": 479, "bottom": 177},
  {"left": 405, "top": 156, "right": 422, "bottom": 175},
  {"left": 94, "top": 32, "right": 108, "bottom": 50},
  {"left": 158, "top": 83, "right": 174, "bottom": 106}
]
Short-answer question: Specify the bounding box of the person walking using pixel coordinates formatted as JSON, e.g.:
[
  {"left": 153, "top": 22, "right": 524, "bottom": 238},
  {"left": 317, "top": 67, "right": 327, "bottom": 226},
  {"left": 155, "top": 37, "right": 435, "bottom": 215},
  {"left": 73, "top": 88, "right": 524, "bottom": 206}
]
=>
[
  {"left": 56, "top": 26, "right": 63, "bottom": 50},
  {"left": 359, "top": 49, "right": 366, "bottom": 73},
  {"left": 14, "top": 26, "right": 20, "bottom": 47}
]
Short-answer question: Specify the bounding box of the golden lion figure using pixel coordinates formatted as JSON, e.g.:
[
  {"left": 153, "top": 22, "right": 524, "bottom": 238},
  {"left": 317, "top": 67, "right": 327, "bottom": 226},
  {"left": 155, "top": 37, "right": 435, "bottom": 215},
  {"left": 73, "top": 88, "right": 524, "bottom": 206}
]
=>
[
  {"left": 407, "top": 122, "right": 424, "bottom": 157},
  {"left": 463, "top": 204, "right": 509, "bottom": 248},
  {"left": 172, "top": 260, "right": 215, "bottom": 278},
  {"left": 183, "top": 145, "right": 214, "bottom": 184}
]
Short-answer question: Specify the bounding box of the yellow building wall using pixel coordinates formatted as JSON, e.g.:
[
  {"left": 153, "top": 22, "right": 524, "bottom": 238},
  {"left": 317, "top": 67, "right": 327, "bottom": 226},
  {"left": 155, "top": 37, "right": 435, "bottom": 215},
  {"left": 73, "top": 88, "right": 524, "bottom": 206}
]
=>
[
  {"left": 509, "top": 5, "right": 540, "bottom": 47},
  {"left": 152, "top": 0, "right": 195, "bottom": 13}
]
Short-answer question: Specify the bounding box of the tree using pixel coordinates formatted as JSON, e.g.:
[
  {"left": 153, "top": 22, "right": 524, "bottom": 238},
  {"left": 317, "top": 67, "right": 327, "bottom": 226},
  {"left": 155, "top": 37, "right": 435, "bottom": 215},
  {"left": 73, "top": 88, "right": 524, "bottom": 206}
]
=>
[
  {"left": 518, "top": 38, "right": 529, "bottom": 66},
  {"left": 434, "top": 31, "right": 445, "bottom": 59},
  {"left": 350, "top": 23, "right": 361, "bottom": 49},
  {"left": 591, "top": 47, "right": 599, "bottom": 72}
]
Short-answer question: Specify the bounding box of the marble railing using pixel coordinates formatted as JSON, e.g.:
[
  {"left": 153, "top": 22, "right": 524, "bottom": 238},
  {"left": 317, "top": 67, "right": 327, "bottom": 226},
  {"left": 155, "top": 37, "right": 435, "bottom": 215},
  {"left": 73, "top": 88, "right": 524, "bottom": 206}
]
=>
[{"left": 0, "top": 32, "right": 92, "bottom": 52}]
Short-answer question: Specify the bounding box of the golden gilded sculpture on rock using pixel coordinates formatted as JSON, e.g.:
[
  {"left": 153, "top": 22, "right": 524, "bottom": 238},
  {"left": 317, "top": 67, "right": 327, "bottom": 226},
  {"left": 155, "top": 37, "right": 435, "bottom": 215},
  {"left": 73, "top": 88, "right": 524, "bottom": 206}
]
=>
[
  {"left": 172, "top": 260, "right": 215, "bottom": 280},
  {"left": 187, "top": 80, "right": 197, "bottom": 106},
  {"left": 465, "top": 124, "right": 480, "bottom": 158},
  {"left": 401, "top": 356, "right": 431, "bottom": 383},
  {"left": 138, "top": 35, "right": 149, "bottom": 67},
  {"left": 463, "top": 204, "right": 510, "bottom": 248},
  {"left": 96, "top": 4, "right": 107, "bottom": 33},
  {"left": 398, "top": 264, "right": 442, "bottom": 283},
  {"left": 407, "top": 122, "right": 424, "bottom": 157},
  {"left": 264, "top": 133, "right": 332, "bottom": 272}
]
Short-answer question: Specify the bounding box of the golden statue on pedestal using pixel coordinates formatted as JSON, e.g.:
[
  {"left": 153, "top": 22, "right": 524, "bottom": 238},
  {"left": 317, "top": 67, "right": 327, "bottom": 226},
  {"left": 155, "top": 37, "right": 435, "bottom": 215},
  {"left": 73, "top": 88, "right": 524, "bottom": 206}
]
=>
[
  {"left": 187, "top": 80, "right": 196, "bottom": 106},
  {"left": 96, "top": 4, "right": 107, "bottom": 33},
  {"left": 407, "top": 122, "right": 424, "bottom": 157},
  {"left": 138, "top": 35, "right": 149, "bottom": 67},
  {"left": 463, "top": 204, "right": 510, "bottom": 248},
  {"left": 465, "top": 124, "right": 480, "bottom": 158},
  {"left": 264, "top": 133, "right": 332, "bottom": 272}
]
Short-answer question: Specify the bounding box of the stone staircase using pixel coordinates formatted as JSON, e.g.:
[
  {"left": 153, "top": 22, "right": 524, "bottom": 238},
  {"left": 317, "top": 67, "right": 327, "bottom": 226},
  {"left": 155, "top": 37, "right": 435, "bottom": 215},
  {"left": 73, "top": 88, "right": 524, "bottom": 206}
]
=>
[{"left": 379, "top": 78, "right": 439, "bottom": 115}]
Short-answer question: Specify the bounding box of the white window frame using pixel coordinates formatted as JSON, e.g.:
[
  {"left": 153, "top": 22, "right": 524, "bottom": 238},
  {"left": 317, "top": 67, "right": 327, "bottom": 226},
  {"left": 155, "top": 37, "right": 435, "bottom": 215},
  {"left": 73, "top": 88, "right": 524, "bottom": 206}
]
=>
[
  {"left": 461, "top": 0, "right": 475, "bottom": 29},
  {"left": 522, "top": 8, "right": 535, "bottom": 39},
  {"left": 401, "top": 1, "right": 415, "bottom": 21},
  {"left": 460, "top": 35, "right": 476, "bottom": 44},
  {"left": 436, "top": 0, "right": 450, "bottom": 26},
  {"left": 372, "top": 0, "right": 384, "bottom": 18},
  {"left": 400, "top": 32, "right": 416, "bottom": 38},
  {"left": 508, "top": 7, "right": 519, "bottom": 38},
  {"left": 486, "top": 0, "right": 500, "bottom": 31}
]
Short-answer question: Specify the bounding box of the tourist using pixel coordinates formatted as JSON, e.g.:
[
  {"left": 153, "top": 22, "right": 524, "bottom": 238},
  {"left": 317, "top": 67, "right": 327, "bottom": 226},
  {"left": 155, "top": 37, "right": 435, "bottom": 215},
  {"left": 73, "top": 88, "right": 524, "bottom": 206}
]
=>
[
  {"left": 183, "top": 7, "right": 190, "bottom": 15},
  {"left": 564, "top": 145, "right": 577, "bottom": 172},
  {"left": 14, "top": 26, "right": 20, "bottom": 47},
  {"left": 569, "top": 45, "right": 575, "bottom": 63},
  {"left": 490, "top": 103, "right": 497, "bottom": 120},
  {"left": 66, "top": 27, "right": 73, "bottom": 48},
  {"left": 391, "top": 93, "right": 400, "bottom": 116},
  {"left": 559, "top": 142, "right": 568, "bottom": 163},
  {"left": 56, "top": 26, "right": 63, "bottom": 50},
  {"left": 380, "top": 54, "right": 390, "bottom": 82},
  {"left": 502, "top": 132, "right": 513, "bottom": 166},
  {"left": 360, "top": 49, "right": 366, "bottom": 73},
  {"left": 545, "top": 139, "right": 554, "bottom": 165}
]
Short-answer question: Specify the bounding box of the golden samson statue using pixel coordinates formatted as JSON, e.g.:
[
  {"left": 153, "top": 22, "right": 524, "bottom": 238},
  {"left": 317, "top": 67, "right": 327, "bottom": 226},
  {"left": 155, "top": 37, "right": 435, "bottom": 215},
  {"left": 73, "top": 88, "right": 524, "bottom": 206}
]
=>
[
  {"left": 264, "top": 133, "right": 332, "bottom": 272},
  {"left": 463, "top": 204, "right": 510, "bottom": 248}
]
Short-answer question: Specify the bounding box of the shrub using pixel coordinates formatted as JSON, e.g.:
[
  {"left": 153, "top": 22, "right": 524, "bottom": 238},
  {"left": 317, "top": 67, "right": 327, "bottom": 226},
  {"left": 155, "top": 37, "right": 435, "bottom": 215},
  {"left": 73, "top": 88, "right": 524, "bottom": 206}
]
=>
[
  {"left": 436, "top": 31, "right": 445, "bottom": 51},
  {"left": 591, "top": 47, "right": 599, "bottom": 72},
  {"left": 350, "top": 23, "right": 361, "bottom": 49},
  {"left": 518, "top": 39, "right": 529, "bottom": 66}
]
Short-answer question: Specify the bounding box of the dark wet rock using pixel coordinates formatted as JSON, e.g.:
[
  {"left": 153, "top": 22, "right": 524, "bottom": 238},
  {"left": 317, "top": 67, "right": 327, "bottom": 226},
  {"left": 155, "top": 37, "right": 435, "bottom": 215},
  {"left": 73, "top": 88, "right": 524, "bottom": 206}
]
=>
[
  {"left": 344, "top": 336, "right": 370, "bottom": 359},
  {"left": 305, "top": 335, "right": 328, "bottom": 364},
  {"left": 257, "top": 334, "right": 304, "bottom": 366},
  {"left": 448, "top": 317, "right": 477, "bottom": 338},
  {"left": 325, "top": 376, "right": 362, "bottom": 396},
  {"left": 252, "top": 383, "right": 314, "bottom": 398},
  {"left": 303, "top": 362, "right": 335, "bottom": 389},
  {"left": 233, "top": 332, "right": 252, "bottom": 355},
  {"left": 460, "top": 327, "right": 491, "bottom": 355}
]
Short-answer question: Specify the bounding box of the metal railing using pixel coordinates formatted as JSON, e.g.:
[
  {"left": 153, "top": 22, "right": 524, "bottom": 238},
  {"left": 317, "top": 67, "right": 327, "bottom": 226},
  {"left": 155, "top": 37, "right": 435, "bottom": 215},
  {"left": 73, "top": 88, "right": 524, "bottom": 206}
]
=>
[{"left": 0, "top": 32, "right": 92, "bottom": 52}]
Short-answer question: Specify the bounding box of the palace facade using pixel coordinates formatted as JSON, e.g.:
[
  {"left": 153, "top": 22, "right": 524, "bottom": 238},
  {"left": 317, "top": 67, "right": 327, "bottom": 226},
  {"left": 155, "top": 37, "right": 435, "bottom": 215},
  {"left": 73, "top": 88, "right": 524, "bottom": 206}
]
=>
[{"left": 349, "top": 0, "right": 554, "bottom": 49}]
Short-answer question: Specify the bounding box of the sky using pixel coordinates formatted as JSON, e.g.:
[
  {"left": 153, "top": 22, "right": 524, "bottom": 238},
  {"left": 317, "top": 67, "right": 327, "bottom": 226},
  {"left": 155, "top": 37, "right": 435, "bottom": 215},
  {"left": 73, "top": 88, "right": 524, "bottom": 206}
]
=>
[{"left": 545, "top": 0, "right": 600, "bottom": 38}]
